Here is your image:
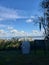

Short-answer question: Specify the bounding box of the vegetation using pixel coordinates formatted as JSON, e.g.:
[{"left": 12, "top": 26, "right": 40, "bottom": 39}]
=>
[
  {"left": 0, "top": 38, "right": 21, "bottom": 50},
  {"left": 0, "top": 38, "right": 49, "bottom": 65},
  {"left": 0, "top": 0, "right": 49, "bottom": 65},
  {"left": 0, "top": 38, "right": 49, "bottom": 50},
  {"left": 39, "top": 0, "right": 49, "bottom": 40}
]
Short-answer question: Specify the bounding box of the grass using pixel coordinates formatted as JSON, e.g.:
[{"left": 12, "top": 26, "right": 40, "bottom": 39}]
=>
[{"left": 0, "top": 50, "right": 49, "bottom": 65}]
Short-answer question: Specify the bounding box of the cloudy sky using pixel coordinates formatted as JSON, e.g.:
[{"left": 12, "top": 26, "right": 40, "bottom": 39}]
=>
[{"left": 0, "top": 0, "right": 44, "bottom": 39}]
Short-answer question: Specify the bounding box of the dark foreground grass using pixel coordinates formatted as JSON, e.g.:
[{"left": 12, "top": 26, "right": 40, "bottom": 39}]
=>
[{"left": 0, "top": 50, "right": 49, "bottom": 65}]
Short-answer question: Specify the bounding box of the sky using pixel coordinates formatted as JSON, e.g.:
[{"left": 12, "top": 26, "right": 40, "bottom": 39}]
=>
[{"left": 0, "top": 0, "right": 44, "bottom": 39}]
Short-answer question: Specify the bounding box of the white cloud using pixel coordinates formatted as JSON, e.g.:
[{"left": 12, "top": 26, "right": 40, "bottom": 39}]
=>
[
  {"left": 0, "top": 27, "right": 44, "bottom": 38},
  {"left": 26, "top": 16, "right": 35, "bottom": 23},
  {"left": 7, "top": 26, "right": 13, "bottom": 30},
  {"left": 0, "top": 6, "right": 28, "bottom": 21},
  {"left": 0, "top": 6, "right": 36, "bottom": 24},
  {"left": 7, "top": 28, "right": 44, "bottom": 37},
  {"left": 10, "top": 29, "right": 27, "bottom": 37},
  {"left": 32, "top": 29, "right": 44, "bottom": 36},
  {"left": 26, "top": 19, "right": 33, "bottom": 23},
  {"left": 0, "top": 25, "right": 45, "bottom": 39},
  {"left": 0, "top": 30, "right": 4, "bottom": 33},
  {"left": 0, "top": 30, "right": 8, "bottom": 37},
  {"left": 10, "top": 29, "right": 18, "bottom": 33},
  {"left": 30, "top": 16, "right": 35, "bottom": 18}
]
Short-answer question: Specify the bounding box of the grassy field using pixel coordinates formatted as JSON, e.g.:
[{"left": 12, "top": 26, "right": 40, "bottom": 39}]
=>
[{"left": 0, "top": 50, "right": 49, "bottom": 65}]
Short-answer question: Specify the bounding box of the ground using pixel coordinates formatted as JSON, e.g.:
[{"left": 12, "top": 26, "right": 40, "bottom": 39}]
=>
[{"left": 0, "top": 50, "right": 49, "bottom": 65}]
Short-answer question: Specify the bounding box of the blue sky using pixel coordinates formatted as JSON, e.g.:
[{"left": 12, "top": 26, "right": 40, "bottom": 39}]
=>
[{"left": 0, "top": 0, "right": 44, "bottom": 38}]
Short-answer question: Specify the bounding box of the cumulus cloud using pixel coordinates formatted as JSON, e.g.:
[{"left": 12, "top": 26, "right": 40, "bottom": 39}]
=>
[
  {"left": 9, "top": 29, "right": 28, "bottom": 37},
  {"left": 0, "top": 30, "right": 8, "bottom": 37},
  {"left": 0, "top": 28, "right": 44, "bottom": 36},
  {"left": 10, "top": 29, "right": 44, "bottom": 38},
  {"left": 0, "top": 26, "right": 44, "bottom": 38},
  {"left": 0, "top": 30, "right": 4, "bottom": 33},
  {"left": 10, "top": 29, "right": 18, "bottom": 34}
]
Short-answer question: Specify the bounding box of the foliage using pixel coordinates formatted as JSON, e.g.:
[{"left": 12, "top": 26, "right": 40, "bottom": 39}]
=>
[
  {"left": 0, "top": 38, "right": 21, "bottom": 50},
  {"left": 35, "top": 0, "right": 49, "bottom": 39},
  {"left": 41, "top": 0, "right": 49, "bottom": 39}
]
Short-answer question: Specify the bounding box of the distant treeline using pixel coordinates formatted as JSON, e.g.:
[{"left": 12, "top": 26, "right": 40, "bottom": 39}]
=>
[{"left": 0, "top": 38, "right": 49, "bottom": 51}]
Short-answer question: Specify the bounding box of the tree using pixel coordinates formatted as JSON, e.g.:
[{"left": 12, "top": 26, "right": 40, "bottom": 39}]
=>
[
  {"left": 38, "top": 0, "right": 49, "bottom": 40},
  {"left": 39, "top": 0, "right": 49, "bottom": 54}
]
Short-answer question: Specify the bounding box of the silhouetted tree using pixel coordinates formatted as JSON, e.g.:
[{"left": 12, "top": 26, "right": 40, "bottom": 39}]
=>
[
  {"left": 39, "top": 0, "right": 49, "bottom": 40},
  {"left": 39, "top": 0, "right": 49, "bottom": 54}
]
